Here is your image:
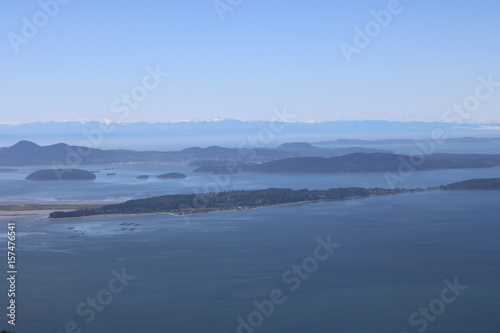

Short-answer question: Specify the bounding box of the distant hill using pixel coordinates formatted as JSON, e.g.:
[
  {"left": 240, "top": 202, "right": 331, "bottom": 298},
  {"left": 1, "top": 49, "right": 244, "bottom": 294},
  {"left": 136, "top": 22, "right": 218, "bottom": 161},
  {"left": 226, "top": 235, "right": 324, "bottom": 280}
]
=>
[
  {"left": 0, "top": 141, "right": 294, "bottom": 166},
  {"left": 276, "top": 142, "right": 392, "bottom": 156},
  {"left": 329, "top": 147, "right": 393, "bottom": 155},
  {"left": 441, "top": 178, "right": 500, "bottom": 190},
  {"left": 242, "top": 153, "right": 500, "bottom": 173},
  {"left": 314, "top": 137, "right": 500, "bottom": 146},
  {"left": 26, "top": 169, "right": 97, "bottom": 181},
  {"left": 1, "top": 120, "right": 499, "bottom": 151},
  {"left": 0, "top": 139, "right": 497, "bottom": 167},
  {"left": 0, "top": 140, "right": 390, "bottom": 166}
]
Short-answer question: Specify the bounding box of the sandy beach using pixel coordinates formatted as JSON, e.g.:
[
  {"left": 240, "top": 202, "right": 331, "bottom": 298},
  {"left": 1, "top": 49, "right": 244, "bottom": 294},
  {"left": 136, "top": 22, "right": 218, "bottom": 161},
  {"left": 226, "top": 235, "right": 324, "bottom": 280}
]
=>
[
  {"left": 0, "top": 200, "right": 125, "bottom": 219},
  {"left": 0, "top": 200, "right": 125, "bottom": 206},
  {"left": 0, "top": 209, "right": 57, "bottom": 218},
  {"left": 39, "top": 196, "right": 379, "bottom": 220}
]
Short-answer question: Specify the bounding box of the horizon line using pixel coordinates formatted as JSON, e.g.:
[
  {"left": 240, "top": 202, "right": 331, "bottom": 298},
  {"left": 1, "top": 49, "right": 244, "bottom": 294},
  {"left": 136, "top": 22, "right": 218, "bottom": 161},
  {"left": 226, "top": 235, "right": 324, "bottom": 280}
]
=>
[{"left": 2, "top": 118, "right": 500, "bottom": 126}]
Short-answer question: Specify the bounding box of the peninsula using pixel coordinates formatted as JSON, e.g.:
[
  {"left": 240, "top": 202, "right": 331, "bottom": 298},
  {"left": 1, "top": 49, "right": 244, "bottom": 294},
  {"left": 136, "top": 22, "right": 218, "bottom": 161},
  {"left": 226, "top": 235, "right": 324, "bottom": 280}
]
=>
[{"left": 48, "top": 178, "right": 500, "bottom": 219}]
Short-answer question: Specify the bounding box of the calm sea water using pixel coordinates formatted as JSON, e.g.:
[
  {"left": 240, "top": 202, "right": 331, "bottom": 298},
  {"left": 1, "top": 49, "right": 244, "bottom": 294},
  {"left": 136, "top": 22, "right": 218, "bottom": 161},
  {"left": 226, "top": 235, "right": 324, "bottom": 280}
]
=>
[
  {"left": 0, "top": 166, "right": 499, "bottom": 332},
  {"left": 0, "top": 164, "right": 500, "bottom": 201}
]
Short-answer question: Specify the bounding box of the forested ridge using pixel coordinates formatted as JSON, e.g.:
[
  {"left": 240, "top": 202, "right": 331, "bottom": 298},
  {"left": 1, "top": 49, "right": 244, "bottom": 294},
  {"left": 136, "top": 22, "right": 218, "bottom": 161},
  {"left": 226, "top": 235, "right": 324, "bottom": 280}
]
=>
[
  {"left": 48, "top": 178, "right": 500, "bottom": 219},
  {"left": 49, "top": 187, "right": 415, "bottom": 218}
]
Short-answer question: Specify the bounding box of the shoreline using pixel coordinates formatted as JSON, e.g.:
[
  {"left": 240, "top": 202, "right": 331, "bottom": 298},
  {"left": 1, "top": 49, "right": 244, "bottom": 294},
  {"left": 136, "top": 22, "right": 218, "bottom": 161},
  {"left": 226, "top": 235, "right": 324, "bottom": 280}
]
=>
[
  {"left": 42, "top": 200, "right": 332, "bottom": 221},
  {"left": 0, "top": 200, "right": 125, "bottom": 206},
  {"left": 0, "top": 210, "right": 56, "bottom": 218},
  {"left": 0, "top": 200, "right": 125, "bottom": 219},
  {"left": 2, "top": 185, "right": 495, "bottom": 221},
  {"left": 43, "top": 191, "right": 421, "bottom": 221}
]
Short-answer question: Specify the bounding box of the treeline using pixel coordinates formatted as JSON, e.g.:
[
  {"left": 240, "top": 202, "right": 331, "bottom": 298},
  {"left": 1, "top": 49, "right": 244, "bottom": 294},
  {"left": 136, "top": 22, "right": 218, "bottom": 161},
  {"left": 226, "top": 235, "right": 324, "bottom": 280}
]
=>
[
  {"left": 26, "top": 169, "right": 96, "bottom": 181},
  {"left": 441, "top": 178, "right": 500, "bottom": 190},
  {"left": 49, "top": 187, "right": 411, "bottom": 219},
  {"left": 241, "top": 153, "right": 500, "bottom": 174}
]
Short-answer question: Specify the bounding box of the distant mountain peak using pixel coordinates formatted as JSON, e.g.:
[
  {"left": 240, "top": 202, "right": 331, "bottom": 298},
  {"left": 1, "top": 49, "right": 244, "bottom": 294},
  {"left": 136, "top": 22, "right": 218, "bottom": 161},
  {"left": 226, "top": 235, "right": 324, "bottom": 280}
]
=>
[{"left": 11, "top": 140, "right": 41, "bottom": 149}]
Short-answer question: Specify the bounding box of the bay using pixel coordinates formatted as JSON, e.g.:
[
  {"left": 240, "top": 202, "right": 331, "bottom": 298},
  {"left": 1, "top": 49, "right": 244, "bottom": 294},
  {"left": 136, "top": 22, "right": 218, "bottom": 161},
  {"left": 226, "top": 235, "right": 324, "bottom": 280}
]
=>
[
  {"left": 0, "top": 164, "right": 500, "bottom": 201},
  {"left": 1, "top": 190, "right": 499, "bottom": 332}
]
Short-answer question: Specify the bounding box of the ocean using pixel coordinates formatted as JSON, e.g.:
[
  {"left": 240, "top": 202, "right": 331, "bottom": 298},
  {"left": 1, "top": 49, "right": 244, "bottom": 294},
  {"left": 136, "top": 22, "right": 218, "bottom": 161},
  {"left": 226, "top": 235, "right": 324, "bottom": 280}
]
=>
[
  {"left": 1, "top": 166, "right": 500, "bottom": 332},
  {"left": 1, "top": 164, "right": 500, "bottom": 201}
]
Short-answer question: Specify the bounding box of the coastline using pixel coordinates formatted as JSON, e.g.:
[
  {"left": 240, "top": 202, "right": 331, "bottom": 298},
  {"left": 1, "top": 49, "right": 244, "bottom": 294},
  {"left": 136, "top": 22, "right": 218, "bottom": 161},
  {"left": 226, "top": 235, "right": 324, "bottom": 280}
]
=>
[
  {"left": 42, "top": 192, "right": 418, "bottom": 221},
  {"left": 0, "top": 200, "right": 125, "bottom": 206},
  {"left": 0, "top": 200, "right": 125, "bottom": 219},
  {"left": 0, "top": 210, "right": 56, "bottom": 218},
  {"left": 41, "top": 200, "right": 330, "bottom": 221},
  {"left": 4, "top": 184, "right": 495, "bottom": 221}
]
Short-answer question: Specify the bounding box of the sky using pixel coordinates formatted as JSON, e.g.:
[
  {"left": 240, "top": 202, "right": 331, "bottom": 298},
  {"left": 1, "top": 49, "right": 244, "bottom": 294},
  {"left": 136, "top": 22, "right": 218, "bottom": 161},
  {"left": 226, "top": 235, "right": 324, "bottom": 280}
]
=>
[{"left": 1, "top": 0, "right": 499, "bottom": 124}]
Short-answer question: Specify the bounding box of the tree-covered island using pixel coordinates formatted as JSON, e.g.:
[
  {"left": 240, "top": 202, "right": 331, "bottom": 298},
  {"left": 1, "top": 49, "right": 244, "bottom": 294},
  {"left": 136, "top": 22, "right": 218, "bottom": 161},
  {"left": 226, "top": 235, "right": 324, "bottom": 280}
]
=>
[
  {"left": 48, "top": 178, "right": 500, "bottom": 219},
  {"left": 49, "top": 187, "right": 419, "bottom": 219}
]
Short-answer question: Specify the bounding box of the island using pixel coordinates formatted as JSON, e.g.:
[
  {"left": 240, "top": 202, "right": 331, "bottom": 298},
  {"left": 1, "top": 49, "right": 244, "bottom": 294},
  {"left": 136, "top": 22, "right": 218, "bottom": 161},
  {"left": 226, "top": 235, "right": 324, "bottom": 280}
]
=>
[
  {"left": 242, "top": 153, "right": 500, "bottom": 173},
  {"left": 49, "top": 187, "right": 409, "bottom": 218},
  {"left": 3, "top": 140, "right": 500, "bottom": 171},
  {"left": 440, "top": 178, "right": 500, "bottom": 190},
  {"left": 48, "top": 178, "right": 500, "bottom": 219},
  {"left": 26, "top": 169, "right": 97, "bottom": 181},
  {"left": 157, "top": 172, "right": 187, "bottom": 179},
  {"left": 136, "top": 175, "right": 149, "bottom": 179},
  {"left": 193, "top": 153, "right": 500, "bottom": 174}
]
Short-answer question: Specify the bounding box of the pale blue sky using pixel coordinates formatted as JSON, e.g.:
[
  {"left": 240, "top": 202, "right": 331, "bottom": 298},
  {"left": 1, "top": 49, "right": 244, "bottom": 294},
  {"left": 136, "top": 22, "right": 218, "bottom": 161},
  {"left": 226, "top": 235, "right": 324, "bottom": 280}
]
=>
[{"left": 1, "top": 0, "right": 499, "bottom": 123}]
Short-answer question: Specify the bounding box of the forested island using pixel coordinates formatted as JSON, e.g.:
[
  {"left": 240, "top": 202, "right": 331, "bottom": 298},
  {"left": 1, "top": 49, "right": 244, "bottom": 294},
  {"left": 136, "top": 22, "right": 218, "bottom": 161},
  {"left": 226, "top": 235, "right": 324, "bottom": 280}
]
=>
[
  {"left": 26, "top": 169, "right": 97, "bottom": 181},
  {"left": 48, "top": 178, "right": 500, "bottom": 219},
  {"left": 242, "top": 153, "right": 500, "bottom": 173},
  {"left": 157, "top": 172, "right": 187, "bottom": 179},
  {"left": 193, "top": 153, "right": 500, "bottom": 174},
  {"left": 439, "top": 178, "right": 500, "bottom": 190},
  {"left": 49, "top": 187, "right": 412, "bottom": 218}
]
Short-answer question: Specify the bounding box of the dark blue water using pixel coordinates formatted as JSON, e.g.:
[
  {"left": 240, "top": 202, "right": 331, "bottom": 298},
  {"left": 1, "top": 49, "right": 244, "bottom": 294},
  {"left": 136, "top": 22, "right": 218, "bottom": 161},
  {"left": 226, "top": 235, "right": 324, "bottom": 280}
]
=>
[{"left": 1, "top": 190, "right": 499, "bottom": 332}]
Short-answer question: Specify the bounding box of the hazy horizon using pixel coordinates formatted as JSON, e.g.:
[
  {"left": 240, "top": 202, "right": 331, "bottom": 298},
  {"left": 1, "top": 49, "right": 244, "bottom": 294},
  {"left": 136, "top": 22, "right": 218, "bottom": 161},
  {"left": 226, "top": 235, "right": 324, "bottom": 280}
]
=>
[{"left": 1, "top": 118, "right": 500, "bottom": 150}]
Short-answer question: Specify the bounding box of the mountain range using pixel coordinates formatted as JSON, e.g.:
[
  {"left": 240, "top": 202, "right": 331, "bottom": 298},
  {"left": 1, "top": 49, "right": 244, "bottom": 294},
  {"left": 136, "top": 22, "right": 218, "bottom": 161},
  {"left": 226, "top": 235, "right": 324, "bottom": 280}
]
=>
[
  {"left": 1, "top": 120, "right": 499, "bottom": 150},
  {"left": 2, "top": 140, "right": 500, "bottom": 175},
  {"left": 242, "top": 153, "right": 500, "bottom": 173},
  {"left": 0, "top": 141, "right": 391, "bottom": 166}
]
